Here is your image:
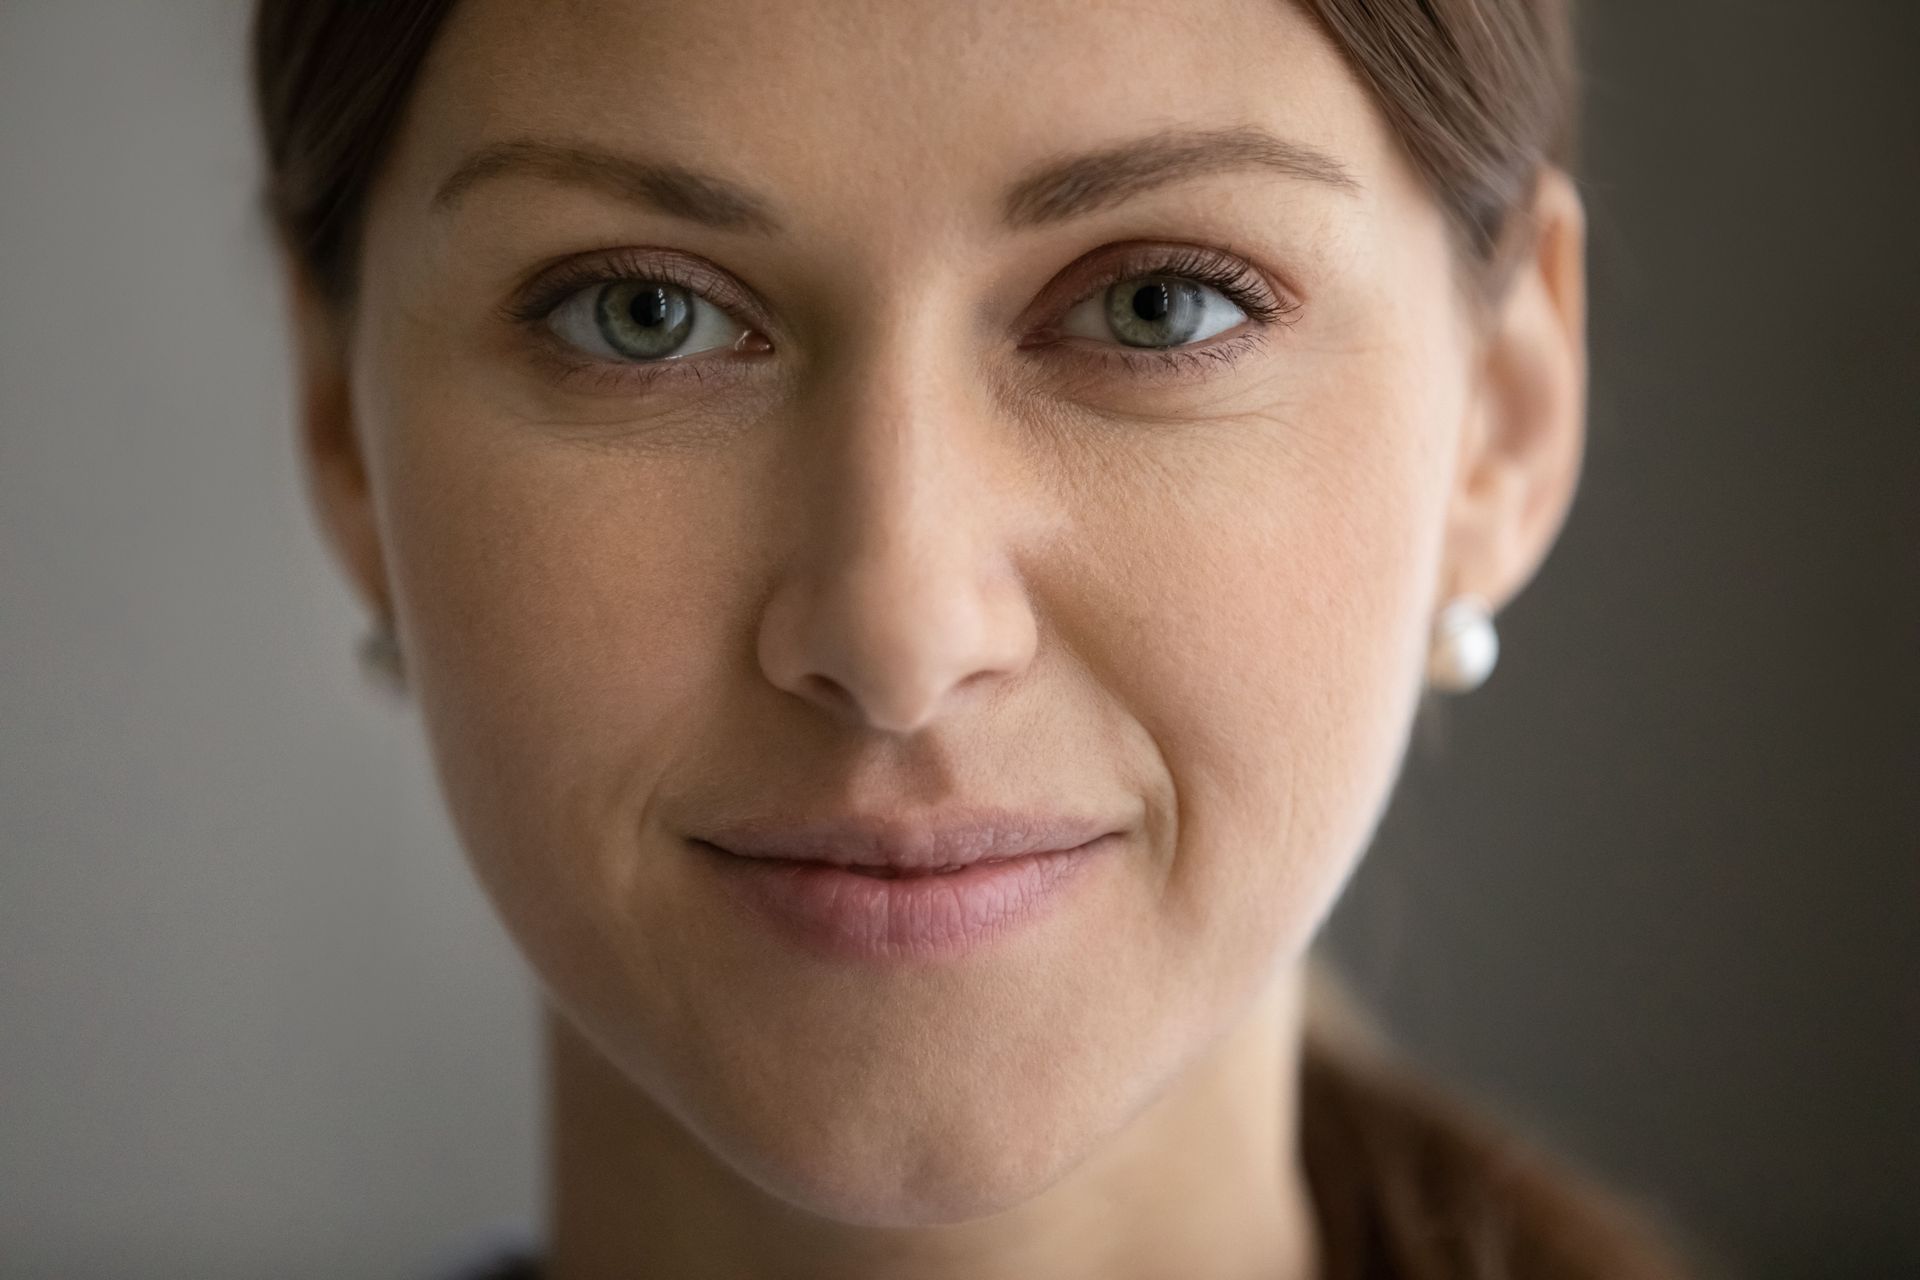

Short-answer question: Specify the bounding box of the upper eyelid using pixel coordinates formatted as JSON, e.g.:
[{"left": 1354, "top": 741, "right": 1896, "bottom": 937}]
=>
[
  {"left": 502, "top": 248, "right": 764, "bottom": 329},
  {"left": 1042, "top": 243, "right": 1294, "bottom": 319}
]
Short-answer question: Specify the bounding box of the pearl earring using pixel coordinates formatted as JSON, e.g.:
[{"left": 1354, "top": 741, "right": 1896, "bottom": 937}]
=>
[
  {"left": 1426, "top": 595, "right": 1499, "bottom": 694},
  {"left": 357, "top": 614, "right": 407, "bottom": 697}
]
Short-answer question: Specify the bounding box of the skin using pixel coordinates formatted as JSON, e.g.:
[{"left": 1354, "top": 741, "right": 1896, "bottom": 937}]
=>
[{"left": 283, "top": 0, "right": 1587, "bottom": 1275}]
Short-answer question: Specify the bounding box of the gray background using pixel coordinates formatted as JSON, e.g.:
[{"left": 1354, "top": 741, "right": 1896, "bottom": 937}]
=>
[{"left": 1, "top": 1, "right": 1913, "bottom": 1277}]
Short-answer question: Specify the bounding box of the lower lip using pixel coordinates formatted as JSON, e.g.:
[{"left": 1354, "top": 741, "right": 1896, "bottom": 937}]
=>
[{"left": 695, "top": 834, "right": 1116, "bottom": 963}]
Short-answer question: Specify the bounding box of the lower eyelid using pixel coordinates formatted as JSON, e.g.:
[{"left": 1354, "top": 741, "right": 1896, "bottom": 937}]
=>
[
  {"left": 1045, "top": 326, "right": 1272, "bottom": 375},
  {"left": 525, "top": 337, "right": 762, "bottom": 397},
  {"left": 527, "top": 329, "right": 1269, "bottom": 391}
]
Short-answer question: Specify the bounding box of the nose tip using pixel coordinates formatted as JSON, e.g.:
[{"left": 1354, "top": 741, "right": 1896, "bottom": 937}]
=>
[{"left": 758, "top": 559, "right": 1036, "bottom": 735}]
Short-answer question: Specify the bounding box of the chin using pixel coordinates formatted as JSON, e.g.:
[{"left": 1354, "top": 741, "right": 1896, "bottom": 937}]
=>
[
  {"left": 645, "top": 1027, "right": 1134, "bottom": 1229},
  {"left": 713, "top": 1107, "right": 1091, "bottom": 1229}
]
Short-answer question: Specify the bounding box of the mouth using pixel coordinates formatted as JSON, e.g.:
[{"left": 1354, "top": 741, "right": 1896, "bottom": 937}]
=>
[{"left": 693, "top": 831, "right": 1118, "bottom": 962}]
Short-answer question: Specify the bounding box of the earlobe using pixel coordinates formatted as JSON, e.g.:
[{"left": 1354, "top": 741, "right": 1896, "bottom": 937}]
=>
[
  {"left": 1444, "top": 168, "right": 1589, "bottom": 615},
  {"left": 282, "top": 253, "right": 393, "bottom": 622}
]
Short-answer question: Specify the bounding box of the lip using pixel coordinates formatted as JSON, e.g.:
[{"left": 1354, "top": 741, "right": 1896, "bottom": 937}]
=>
[{"left": 691, "top": 811, "right": 1122, "bottom": 962}]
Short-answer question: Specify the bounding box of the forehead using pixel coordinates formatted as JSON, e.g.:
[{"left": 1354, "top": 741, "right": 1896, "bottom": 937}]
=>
[{"left": 393, "top": 0, "right": 1396, "bottom": 233}]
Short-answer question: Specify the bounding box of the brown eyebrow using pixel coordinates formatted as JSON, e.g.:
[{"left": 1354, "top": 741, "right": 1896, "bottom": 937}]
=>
[
  {"left": 431, "top": 125, "right": 1359, "bottom": 231},
  {"left": 431, "top": 139, "right": 785, "bottom": 233},
  {"left": 1000, "top": 125, "right": 1361, "bottom": 226}
]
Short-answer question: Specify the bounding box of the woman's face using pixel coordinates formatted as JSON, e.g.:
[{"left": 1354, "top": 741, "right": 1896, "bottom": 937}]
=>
[{"left": 307, "top": 0, "right": 1578, "bottom": 1227}]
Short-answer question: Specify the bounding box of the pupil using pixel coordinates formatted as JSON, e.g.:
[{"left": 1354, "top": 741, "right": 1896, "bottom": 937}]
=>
[
  {"left": 629, "top": 287, "right": 671, "bottom": 328},
  {"left": 1131, "top": 283, "right": 1172, "bottom": 323}
]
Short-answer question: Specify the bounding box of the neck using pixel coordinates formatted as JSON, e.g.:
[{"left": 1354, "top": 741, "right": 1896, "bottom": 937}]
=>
[{"left": 544, "top": 966, "right": 1319, "bottom": 1280}]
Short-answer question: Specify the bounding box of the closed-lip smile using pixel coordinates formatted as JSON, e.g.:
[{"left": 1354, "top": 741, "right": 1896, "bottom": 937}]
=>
[{"left": 692, "top": 806, "right": 1125, "bottom": 961}]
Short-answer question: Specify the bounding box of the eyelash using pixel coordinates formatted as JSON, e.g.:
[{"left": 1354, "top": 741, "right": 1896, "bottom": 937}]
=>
[{"left": 500, "top": 243, "right": 1301, "bottom": 395}]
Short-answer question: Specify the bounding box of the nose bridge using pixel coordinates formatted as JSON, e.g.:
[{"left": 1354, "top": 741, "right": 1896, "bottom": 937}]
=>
[
  {"left": 818, "top": 325, "right": 979, "bottom": 571},
  {"left": 757, "top": 303, "right": 1037, "bottom": 735}
]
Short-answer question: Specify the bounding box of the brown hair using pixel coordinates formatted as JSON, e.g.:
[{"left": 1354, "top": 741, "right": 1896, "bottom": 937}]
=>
[
  {"left": 1300, "top": 963, "right": 1700, "bottom": 1279},
  {"left": 1301, "top": 0, "right": 1577, "bottom": 278},
  {"left": 253, "top": 1, "right": 461, "bottom": 309},
  {"left": 251, "top": 2, "right": 1697, "bottom": 1276}
]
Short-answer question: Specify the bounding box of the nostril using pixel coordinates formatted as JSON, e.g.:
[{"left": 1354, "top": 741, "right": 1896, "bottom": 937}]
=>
[{"left": 801, "top": 672, "right": 860, "bottom": 716}]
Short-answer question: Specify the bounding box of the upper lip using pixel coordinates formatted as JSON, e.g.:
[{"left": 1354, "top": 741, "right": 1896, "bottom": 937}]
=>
[{"left": 695, "top": 807, "right": 1119, "bottom": 871}]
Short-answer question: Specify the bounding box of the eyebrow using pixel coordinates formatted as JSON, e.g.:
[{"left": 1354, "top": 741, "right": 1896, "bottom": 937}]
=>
[
  {"left": 1001, "top": 125, "right": 1361, "bottom": 226},
  {"left": 430, "top": 125, "right": 1360, "bottom": 231},
  {"left": 432, "top": 139, "right": 784, "bottom": 232}
]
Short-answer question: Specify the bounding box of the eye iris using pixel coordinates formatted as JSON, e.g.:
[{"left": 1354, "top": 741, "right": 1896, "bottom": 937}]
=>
[
  {"left": 1105, "top": 276, "right": 1205, "bottom": 348},
  {"left": 594, "top": 281, "right": 695, "bottom": 359}
]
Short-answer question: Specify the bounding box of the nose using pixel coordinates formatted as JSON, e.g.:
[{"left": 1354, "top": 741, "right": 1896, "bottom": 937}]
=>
[{"left": 756, "top": 360, "right": 1039, "bottom": 736}]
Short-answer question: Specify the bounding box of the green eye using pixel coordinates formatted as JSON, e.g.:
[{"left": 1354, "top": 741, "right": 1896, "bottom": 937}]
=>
[
  {"left": 548, "top": 279, "right": 748, "bottom": 362},
  {"left": 1109, "top": 278, "right": 1202, "bottom": 346},
  {"left": 596, "top": 282, "right": 694, "bottom": 358},
  {"left": 1061, "top": 275, "right": 1250, "bottom": 349}
]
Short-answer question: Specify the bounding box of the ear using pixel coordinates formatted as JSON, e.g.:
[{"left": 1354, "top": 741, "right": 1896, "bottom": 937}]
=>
[
  {"left": 1443, "top": 168, "right": 1588, "bottom": 612},
  {"left": 281, "top": 252, "right": 393, "bottom": 622}
]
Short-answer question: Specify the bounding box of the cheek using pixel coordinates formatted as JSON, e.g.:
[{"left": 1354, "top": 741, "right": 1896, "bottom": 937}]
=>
[
  {"left": 368, "top": 395, "right": 750, "bottom": 936},
  {"left": 1077, "top": 362, "right": 1459, "bottom": 976}
]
